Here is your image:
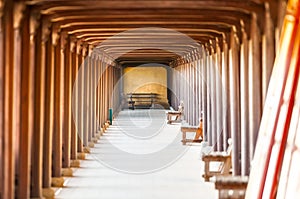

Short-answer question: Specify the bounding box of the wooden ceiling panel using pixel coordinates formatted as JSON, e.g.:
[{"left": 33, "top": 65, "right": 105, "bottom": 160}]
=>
[{"left": 27, "top": 0, "right": 274, "bottom": 65}]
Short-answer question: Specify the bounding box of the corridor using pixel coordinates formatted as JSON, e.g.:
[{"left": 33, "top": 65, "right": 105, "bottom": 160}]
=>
[
  {"left": 55, "top": 109, "right": 217, "bottom": 199},
  {"left": 1, "top": 0, "right": 300, "bottom": 199}
]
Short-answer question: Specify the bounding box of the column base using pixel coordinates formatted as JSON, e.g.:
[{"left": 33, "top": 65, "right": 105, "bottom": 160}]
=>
[
  {"left": 96, "top": 132, "right": 101, "bottom": 138},
  {"left": 42, "top": 188, "right": 55, "bottom": 199},
  {"left": 83, "top": 146, "right": 91, "bottom": 153},
  {"left": 77, "top": 152, "right": 86, "bottom": 160},
  {"left": 31, "top": 196, "right": 46, "bottom": 199},
  {"left": 70, "top": 159, "right": 80, "bottom": 167},
  {"left": 51, "top": 177, "right": 64, "bottom": 187},
  {"left": 88, "top": 142, "right": 95, "bottom": 148},
  {"left": 100, "top": 128, "right": 104, "bottom": 135},
  {"left": 62, "top": 168, "right": 73, "bottom": 177},
  {"left": 92, "top": 137, "right": 98, "bottom": 143}
]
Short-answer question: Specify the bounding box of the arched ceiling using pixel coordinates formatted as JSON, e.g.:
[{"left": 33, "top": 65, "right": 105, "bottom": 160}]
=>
[{"left": 26, "top": 0, "right": 281, "bottom": 66}]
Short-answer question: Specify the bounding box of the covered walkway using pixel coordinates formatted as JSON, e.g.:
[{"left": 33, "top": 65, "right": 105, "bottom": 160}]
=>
[
  {"left": 1, "top": 0, "right": 300, "bottom": 199},
  {"left": 55, "top": 109, "right": 217, "bottom": 199}
]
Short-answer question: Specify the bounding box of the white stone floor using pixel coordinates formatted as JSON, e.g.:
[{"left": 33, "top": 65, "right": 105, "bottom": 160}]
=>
[{"left": 55, "top": 109, "right": 218, "bottom": 199}]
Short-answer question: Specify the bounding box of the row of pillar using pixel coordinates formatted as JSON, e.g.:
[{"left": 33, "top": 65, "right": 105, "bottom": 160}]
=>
[
  {"left": 0, "top": 1, "right": 120, "bottom": 198},
  {"left": 170, "top": 4, "right": 280, "bottom": 176}
]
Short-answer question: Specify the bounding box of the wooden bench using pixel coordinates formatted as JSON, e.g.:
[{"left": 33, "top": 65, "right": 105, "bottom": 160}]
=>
[
  {"left": 215, "top": 176, "right": 248, "bottom": 199},
  {"left": 167, "top": 111, "right": 182, "bottom": 124},
  {"left": 127, "top": 93, "right": 158, "bottom": 110},
  {"left": 202, "top": 138, "right": 232, "bottom": 181},
  {"left": 166, "top": 101, "right": 184, "bottom": 124},
  {"left": 180, "top": 120, "right": 203, "bottom": 145}
]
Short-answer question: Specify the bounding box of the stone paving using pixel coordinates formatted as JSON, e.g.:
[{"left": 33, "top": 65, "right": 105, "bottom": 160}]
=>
[{"left": 55, "top": 109, "right": 217, "bottom": 199}]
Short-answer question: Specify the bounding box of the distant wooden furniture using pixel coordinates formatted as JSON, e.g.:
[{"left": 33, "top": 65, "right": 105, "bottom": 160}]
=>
[
  {"left": 181, "top": 121, "right": 203, "bottom": 145},
  {"left": 202, "top": 138, "right": 233, "bottom": 181},
  {"left": 127, "top": 93, "right": 158, "bottom": 109},
  {"left": 215, "top": 176, "right": 248, "bottom": 199},
  {"left": 166, "top": 111, "right": 182, "bottom": 124},
  {"left": 166, "top": 101, "right": 184, "bottom": 124}
]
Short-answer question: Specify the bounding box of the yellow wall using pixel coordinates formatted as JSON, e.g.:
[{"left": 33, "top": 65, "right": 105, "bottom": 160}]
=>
[{"left": 123, "top": 66, "right": 167, "bottom": 102}]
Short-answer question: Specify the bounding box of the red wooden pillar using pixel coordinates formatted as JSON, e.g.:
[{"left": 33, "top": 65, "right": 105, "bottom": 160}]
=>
[
  {"left": 248, "top": 13, "right": 262, "bottom": 161},
  {"left": 82, "top": 45, "right": 89, "bottom": 147},
  {"left": 31, "top": 13, "right": 45, "bottom": 198},
  {"left": 205, "top": 45, "right": 212, "bottom": 146},
  {"left": 52, "top": 28, "right": 63, "bottom": 179},
  {"left": 3, "top": 1, "right": 16, "bottom": 198},
  {"left": 70, "top": 37, "right": 78, "bottom": 162},
  {"left": 76, "top": 41, "right": 83, "bottom": 153},
  {"left": 62, "top": 32, "right": 72, "bottom": 169},
  {"left": 215, "top": 38, "right": 223, "bottom": 151},
  {"left": 201, "top": 47, "right": 208, "bottom": 141},
  {"left": 240, "top": 24, "right": 250, "bottom": 176},
  {"left": 229, "top": 27, "right": 241, "bottom": 175},
  {"left": 91, "top": 53, "right": 96, "bottom": 138},
  {"left": 262, "top": 3, "right": 275, "bottom": 105},
  {"left": 43, "top": 21, "right": 54, "bottom": 189},
  {"left": 15, "top": 4, "right": 35, "bottom": 198},
  {"left": 209, "top": 42, "right": 217, "bottom": 150},
  {"left": 221, "top": 35, "right": 230, "bottom": 150},
  {"left": 0, "top": 4, "right": 4, "bottom": 198}
]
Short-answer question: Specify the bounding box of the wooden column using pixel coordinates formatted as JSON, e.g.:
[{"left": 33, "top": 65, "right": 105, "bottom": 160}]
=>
[
  {"left": 221, "top": 35, "right": 230, "bottom": 150},
  {"left": 42, "top": 21, "right": 54, "bottom": 189},
  {"left": 210, "top": 42, "right": 217, "bottom": 150},
  {"left": 0, "top": 3, "right": 4, "bottom": 197},
  {"left": 205, "top": 46, "right": 212, "bottom": 146},
  {"left": 62, "top": 32, "right": 72, "bottom": 169},
  {"left": 100, "top": 59, "right": 103, "bottom": 128},
  {"left": 195, "top": 59, "right": 200, "bottom": 123},
  {"left": 104, "top": 65, "right": 108, "bottom": 123},
  {"left": 31, "top": 13, "right": 45, "bottom": 198},
  {"left": 91, "top": 50, "right": 96, "bottom": 139},
  {"left": 70, "top": 38, "right": 78, "bottom": 161},
  {"left": 15, "top": 4, "right": 35, "bottom": 198},
  {"left": 201, "top": 48, "right": 208, "bottom": 141},
  {"left": 3, "top": 1, "right": 16, "bottom": 198},
  {"left": 215, "top": 38, "right": 223, "bottom": 151},
  {"left": 82, "top": 45, "right": 89, "bottom": 147},
  {"left": 229, "top": 27, "right": 241, "bottom": 175},
  {"left": 76, "top": 42, "right": 83, "bottom": 153},
  {"left": 262, "top": 3, "right": 275, "bottom": 105},
  {"left": 248, "top": 14, "right": 262, "bottom": 161},
  {"left": 88, "top": 48, "right": 92, "bottom": 144},
  {"left": 52, "top": 28, "right": 64, "bottom": 179},
  {"left": 193, "top": 59, "right": 198, "bottom": 125},
  {"left": 275, "top": 0, "right": 286, "bottom": 52},
  {"left": 88, "top": 48, "right": 93, "bottom": 143},
  {"left": 240, "top": 25, "right": 250, "bottom": 176},
  {"left": 96, "top": 58, "right": 100, "bottom": 130}
]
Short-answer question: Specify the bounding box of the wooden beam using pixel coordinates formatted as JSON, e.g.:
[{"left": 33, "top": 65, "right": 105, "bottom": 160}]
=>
[{"left": 30, "top": 0, "right": 264, "bottom": 19}]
